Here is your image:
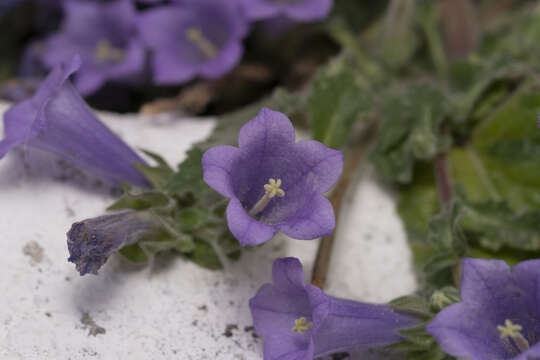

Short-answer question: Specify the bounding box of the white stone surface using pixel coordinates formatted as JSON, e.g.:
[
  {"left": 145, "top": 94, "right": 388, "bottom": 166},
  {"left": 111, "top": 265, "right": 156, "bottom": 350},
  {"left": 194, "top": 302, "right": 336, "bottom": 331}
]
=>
[{"left": 0, "top": 101, "right": 416, "bottom": 359}]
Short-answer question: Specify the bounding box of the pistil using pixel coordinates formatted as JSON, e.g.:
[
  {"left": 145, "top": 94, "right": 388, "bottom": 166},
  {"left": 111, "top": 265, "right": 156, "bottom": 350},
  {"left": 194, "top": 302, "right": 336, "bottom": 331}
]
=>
[
  {"left": 292, "top": 317, "right": 313, "bottom": 334},
  {"left": 185, "top": 27, "right": 218, "bottom": 59},
  {"left": 95, "top": 39, "right": 124, "bottom": 62},
  {"left": 498, "top": 319, "right": 530, "bottom": 353},
  {"left": 248, "top": 178, "right": 285, "bottom": 217}
]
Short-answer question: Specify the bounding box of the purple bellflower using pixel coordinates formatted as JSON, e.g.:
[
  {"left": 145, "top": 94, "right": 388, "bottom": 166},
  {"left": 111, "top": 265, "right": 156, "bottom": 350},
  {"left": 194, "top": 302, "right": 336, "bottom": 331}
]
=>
[
  {"left": 250, "top": 257, "right": 419, "bottom": 359},
  {"left": 202, "top": 108, "right": 343, "bottom": 246},
  {"left": 241, "top": 0, "right": 333, "bottom": 22},
  {"left": 0, "top": 56, "right": 149, "bottom": 187},
  {"left": 137, "top": 0, "right": 249, "bottom": 84},
  {"left": 68, "top": 211, "right": 157, "bottom": 275},
  {"left": 38, "top": 0, "right": 145, "bottom": 95},
  {"left": 426, "top": 258, "right": 540, "bottom": 360}
]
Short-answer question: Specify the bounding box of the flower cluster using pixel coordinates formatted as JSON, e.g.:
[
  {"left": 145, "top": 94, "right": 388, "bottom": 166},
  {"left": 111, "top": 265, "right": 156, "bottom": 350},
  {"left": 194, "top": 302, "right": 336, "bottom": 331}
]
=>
[
  {"left": 22, "top": 0, "right": 334, "bottom": 95},
  {"left": 250, "top": 258, "right": 419, "bottom": 359}
]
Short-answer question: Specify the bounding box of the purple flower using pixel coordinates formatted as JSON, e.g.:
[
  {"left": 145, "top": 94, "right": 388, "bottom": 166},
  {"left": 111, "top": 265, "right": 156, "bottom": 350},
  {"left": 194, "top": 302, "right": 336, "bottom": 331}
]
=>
[
  {"left": 241, "top": 0, "right": 333, "bottom": 22},
  {"left": 250, "top": 257, "right": 419, "bottom": 359},
  {"left": 137, "top": 0, "right": 249, "bottom": 84},
  {"left": 202, "top": 108, "right": 343, "bottom": 246},
  {"left": 68, "top": 211, "right": 157, "bottom": 275},
  {"left": 0, "top": 56, "right": 149, "bottom": 187},
  {"left": 38, "top": 0, "right": 145, "bottom": 95},
  {"left": 426, "top": 258, "right": 540, "bottom": 360}
]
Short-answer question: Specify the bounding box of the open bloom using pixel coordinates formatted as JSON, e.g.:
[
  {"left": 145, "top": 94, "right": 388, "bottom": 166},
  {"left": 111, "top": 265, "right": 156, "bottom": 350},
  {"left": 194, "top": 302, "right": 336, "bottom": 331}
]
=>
[
  {"left": 426, "top": 258, "right": 540, "bottom": 360},
  {"left": 68, "top": 211, "right": 158, "bottom": 275},
  {"left": 37, "top": 0, "right": 144, "bottom": 95},
  {"left": 0, "top": 55, "right": 149, "bottom": 187},
  {"left": 241, "top": 0, "right": 333, "bottom": 22},
  {"left": 137, "top": 0, "right": 249, "bottom": 84},
  {"left": 202, "top": 108, "right": 343, "bottom": 246},
  {"left": 250, "top": 257, "right": 419, "bottom": 359}
]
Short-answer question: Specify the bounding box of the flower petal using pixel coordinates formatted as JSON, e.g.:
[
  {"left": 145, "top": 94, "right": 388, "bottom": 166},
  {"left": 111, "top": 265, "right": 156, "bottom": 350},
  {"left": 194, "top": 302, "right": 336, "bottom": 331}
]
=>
[
  {"left": 226, "top": 197, "right": 278, "bottom": 246},
  {"left": 290, "top": 139, "right": 343, "bottom": 194},
  {"left": 279, "top": 195, "right": 334, "bottom": 240},
  {"left": 272, "top": 257, "right": 307, "bottom": 293},
  {"left": 426, "top": 302, "right": 509, "bottom": 360},
  {"left": 238, "top": 107, "right": 296, "bottom": 150},
  {"left": 202, "top": 145, "right": 239, "bottom": 198},
  {"left": 284, "top": 0, "right": 333, "bottom": 21}
]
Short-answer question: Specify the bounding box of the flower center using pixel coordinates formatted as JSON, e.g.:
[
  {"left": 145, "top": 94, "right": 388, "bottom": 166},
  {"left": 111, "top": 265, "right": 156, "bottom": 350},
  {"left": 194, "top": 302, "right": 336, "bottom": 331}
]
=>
[
  {"left": 185, "top": 27, "right": 218, "bottom": 59},
  {"left": 292, "top": 317, "right": 313, "bottom": 334},
  {"left": 498, "top": 319, "right": 530, "bottom": 354},
  {"left": 248, "top": 178, "right": 285, "bottom": 217},
  {"left": 95, "top": 39, "right": 124, "bottom": 63}
]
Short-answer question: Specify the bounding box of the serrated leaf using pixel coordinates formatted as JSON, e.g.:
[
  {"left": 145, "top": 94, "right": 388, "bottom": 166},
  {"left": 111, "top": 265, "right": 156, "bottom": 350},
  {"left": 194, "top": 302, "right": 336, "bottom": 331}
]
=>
[
  {"left": 309, "top": 56, "right": 369, "bottom": 149},
  {"left": 107, "top": 191, "right": 170, "bottom": 211},
  {"left": 135, "top": 162, "right": 174, "bottom": 190}
]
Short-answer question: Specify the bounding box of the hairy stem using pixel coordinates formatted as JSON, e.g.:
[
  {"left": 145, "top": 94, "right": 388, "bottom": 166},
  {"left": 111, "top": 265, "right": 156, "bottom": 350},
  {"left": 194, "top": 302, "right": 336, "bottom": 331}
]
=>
[
  {"left": 434, "top": 153, "right": 453, "bottom": 207},
  {"left": 311, "top": 126, "right": 375, "bottom": 289}
]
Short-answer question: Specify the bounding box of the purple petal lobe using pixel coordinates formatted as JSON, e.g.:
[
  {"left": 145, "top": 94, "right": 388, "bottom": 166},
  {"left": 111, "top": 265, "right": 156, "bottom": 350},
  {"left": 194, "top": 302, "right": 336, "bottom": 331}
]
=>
[
  {"left": 279, "top": 195, "right": 335, "bottom": 239},
  {"left": 226, "top": 198, "right": 278, "bottom": 246},
  {"left": 238, "top": 107, "right": 295, "bottom": 149},
  {"left": 202, "top": 145, "right": 239, "bottom": 198}
]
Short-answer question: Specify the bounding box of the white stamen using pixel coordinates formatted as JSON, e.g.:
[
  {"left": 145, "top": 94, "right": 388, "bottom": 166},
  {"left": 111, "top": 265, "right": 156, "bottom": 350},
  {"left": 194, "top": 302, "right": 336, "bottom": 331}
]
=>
[
  {"left": 185, "top": 27, "right": 218, "bottom": 59},
  {"left": 248, "top": 178, "right": 285, "bottom": 217}
]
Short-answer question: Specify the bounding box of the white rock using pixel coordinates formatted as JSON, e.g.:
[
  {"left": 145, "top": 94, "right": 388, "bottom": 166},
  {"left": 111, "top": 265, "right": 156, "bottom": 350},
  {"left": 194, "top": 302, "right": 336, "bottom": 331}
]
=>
[{"left": 0, "top": 102, "right": 416, "bottom": 359}]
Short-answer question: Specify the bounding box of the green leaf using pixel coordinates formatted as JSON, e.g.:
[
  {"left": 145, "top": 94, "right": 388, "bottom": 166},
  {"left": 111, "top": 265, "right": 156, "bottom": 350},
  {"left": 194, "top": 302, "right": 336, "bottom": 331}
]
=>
[
  {"left": 370, "top": 84, "right": 450, "bottom": 183},
  {"left": 308, "top": 56, "right": 368, "bottom": 149},
  {"left": 389, "top": 295, "right": 433, "bottom": 320},
  {"left": 187, "top": 239, "right": 223, "bottom": 270},
  {"left": 135, "top": 150, "right": 174, "bottom": 189},
  {"left": 118, "top": 243, "right": 148, "bottom": 263},
  {"left": 107, "top": 191, "right": 170, "bottom": 211},
  {"left": 166, "top": 148, "right": 208, "bottom": 197},
  {"left": 398, "top": 324, "right": 435, "bottom": 348}
]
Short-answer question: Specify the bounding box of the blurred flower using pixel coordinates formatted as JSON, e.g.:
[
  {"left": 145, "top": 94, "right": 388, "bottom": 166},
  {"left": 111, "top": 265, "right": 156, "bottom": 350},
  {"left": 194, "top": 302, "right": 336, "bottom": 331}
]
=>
[
  {"left": 68, "top": 211, "right": 157, "bottom": 275},
  {"left": 36, "top": 0, "right": 145, "bottom": 95},
  {"left": 202, "top": 108, "right": 343, "bottom": 246},
  {"left": 426, "top": 258, "right": 540, "bottom": 360},
  {"left": 241, "top": 0, "right": 333, "bottom": 22},
  {"left": 250, "top": 257, "right": 419, "bottom": 359},
  {"left": 0, "top": 55, "right": 150, "bottom": 187},
  {"left": 137, "top": 0, "right": 249, "bottom": 84}
]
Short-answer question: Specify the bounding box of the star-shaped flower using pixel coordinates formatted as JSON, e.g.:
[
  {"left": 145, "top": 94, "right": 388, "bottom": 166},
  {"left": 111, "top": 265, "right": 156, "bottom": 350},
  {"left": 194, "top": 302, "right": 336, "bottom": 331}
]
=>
[
  {"left": 202, "top": 107, "right": 343, "bottom": 246},
  {"left": 426, "top": 258, "right": 540, "bottom": 360}
]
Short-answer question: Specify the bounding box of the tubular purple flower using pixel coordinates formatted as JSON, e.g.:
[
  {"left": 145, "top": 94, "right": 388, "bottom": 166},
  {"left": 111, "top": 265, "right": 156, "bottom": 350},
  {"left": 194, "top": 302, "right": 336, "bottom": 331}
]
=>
[
  {"left": 249, "top": 257, "right": 419, "bottom": 359},
  {"left": 241, "top": 0, "right": 333, "bottom": 22},
  {"left": 426, "top": 258, "right": 540, "bottom": 360},
  {"left": 67, "top": 211, "right": 158, "bottom": 275},
  {"left": 38, "top": 0, "right": 145, "bottom": 95},
  {"left": 202, "top": 108, "right": 343, "bottom": 246},
  {"left": 0, "top": 55, "right": 150, "bottom": 187},
  {"left": 137, "top": 0, "right": 249, "bottom": 84}
]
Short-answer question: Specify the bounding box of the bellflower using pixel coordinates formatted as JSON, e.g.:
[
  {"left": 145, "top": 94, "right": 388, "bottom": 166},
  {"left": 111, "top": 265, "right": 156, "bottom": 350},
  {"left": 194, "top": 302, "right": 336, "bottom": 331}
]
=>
[
  {"left": 137, "top": 0, "right": 249, "bottom": 84},
  {"left": 202, "top": 108, "right": 343, "bottom": 246},
  {"left": 426, "top": 258, "right": 540, "bottom": 360},
  {"left": 0, "top": 56, "right": 149, "bottom": 187},
  {"left": 38, "top": 0, "right": 144, "bottom": 95},
  {"left": 241, "top": 0, "right": 333, "bottom": 22},
  {"left": 68, "top": 211, "right": 157, "bottom": 275},
  {"left": 250, "top": 258, "right": 419, "bottom": 359}
]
